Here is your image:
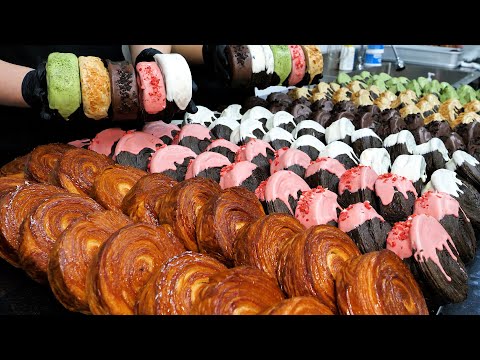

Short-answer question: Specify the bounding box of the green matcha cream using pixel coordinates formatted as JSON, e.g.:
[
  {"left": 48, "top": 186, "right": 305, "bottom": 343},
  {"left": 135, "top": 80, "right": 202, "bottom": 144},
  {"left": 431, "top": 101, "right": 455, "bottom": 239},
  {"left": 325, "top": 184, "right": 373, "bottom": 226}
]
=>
[{"left": 270, "top": 45, "right": 292, "bottom": 86}]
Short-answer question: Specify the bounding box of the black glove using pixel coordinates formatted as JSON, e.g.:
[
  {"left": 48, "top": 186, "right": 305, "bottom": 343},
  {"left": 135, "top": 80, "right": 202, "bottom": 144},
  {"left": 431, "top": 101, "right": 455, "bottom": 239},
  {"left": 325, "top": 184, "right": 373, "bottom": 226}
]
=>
[
  {"left": 21, "top": 61, "right": 53, "bottom": 121},
  {"left": 202, "top": 45, "right": 230, "bottom": 86}
]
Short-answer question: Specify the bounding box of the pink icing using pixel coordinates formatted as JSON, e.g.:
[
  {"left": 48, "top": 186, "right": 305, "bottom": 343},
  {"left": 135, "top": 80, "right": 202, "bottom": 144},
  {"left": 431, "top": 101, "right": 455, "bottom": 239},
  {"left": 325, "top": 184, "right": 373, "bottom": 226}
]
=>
[
  {"left": 294, "top": 186, "right": 342, "bottom": 228},
  {"left": 88, "top": 128, "right": 126, "bottom": 156},
  {"left": 287, "top": 45, "right": 306, "bottom": 86},
  {"left": 113, "top": 130, "right": 163, "bottom": 160},
  {"left": 235, "top": 138, "right": 274, "bottom": 162},
  {"left": 270, "top": 147, "right": 311, "bottom": 175},
  {"left": 413, "top": 191, "right": 460, "bottom": 221},
  {"left": 305, "top": 157, "right": 347, "bottom": 179},
  {"left": 386, "top": 220, "right": 413, "bottom": 260},
  {"left": 149, "top": 144, "right": 197, "bottom": 173},
  {"left": 375, "top": 173, "right": 418, "bottom": 206},
  {"left": 410, "top": 214, "right": 458, "bottom": 281},
  {"left": 184, "top": 151, "right": 231, "bottom": 179},
  {"left": 205, "top": 139, "right": 240, "bottom": 153},
  {"left": 338, "top": 165, "right": 378, "bottom": 195},
  {"left": 174, "top": 124, "right": 212, "bottom": 143},
  {"left": 136, "top": 62, "right": 166, "bottom": 114},
  {"left": 68, "top": 139, "right": 91, "bottom": 148},
  {"left": 142, "top": 120, "right": 180, "bottom": 140},
  {"left": 219, "top": 161, "right": 258, "bottom": 189},
  {"left": 338, "top": 201, "right": 385, "bottom": 233},
  {"left": 255, "top": 180, "right": 268, "bottom": 202},
  {"left": 264, "top": 170, "right": 311, "bottom": 214}
]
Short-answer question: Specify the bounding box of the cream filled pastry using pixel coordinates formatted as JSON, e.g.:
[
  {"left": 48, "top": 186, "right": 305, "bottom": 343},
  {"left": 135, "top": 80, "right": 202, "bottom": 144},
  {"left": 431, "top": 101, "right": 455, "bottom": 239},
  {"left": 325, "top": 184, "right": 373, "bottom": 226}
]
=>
[
  {"left": 184, "top": 105, "right": 216, "bottom": 127},
  {"left": 88, "top": 128, "right": 126, "bottom": 157},
  {"left": 113, "top": 131, "right": 163, "bottom": 170},
  {"left": 299, "top": 45, "right": 323, "bottom": 85},
  {"left": 262, "top": 127, "right": 294, "bottom": 150},
  {"left": 230, "top": 119, "right": 267, "bottom": 145},
  {"left": 325, "top": 118, "right": 356, "bottom": 145},
  {"left": 383, "top": 130, "right": 417, "bottom": 162},
  {"left": 292, "top": 120, "right": 325, "bottom": 142},
  {"left": 286, "top": 45, "right": 306, "bottom": 86},
  {"left": 220, "top": 104, "right": 243, "bottom": 120},
  {"left": 78, "top": 56, "right": 111, "bottom": 120},
  {"left": 351, "top": 128, "right": 383, "bottom": 157},
  {"left": 391, "top": 154, "right": 427, "bottom": 195},
  {"left": 264, "top": 170, "right": 310, "bottom": 215},
  {"left": 337, "top": 165, "right": 379, "bottom": 209},
  {"left": 173, "top": 123, "right": 213, "bottom": 154},
  {"left": 142, "top": 120, "right": 180, "bottom": 145},
  {"left": 304, "top": 156, "right": 346, "bottom": 192},
  {"left": 235, "top": 138, "right": 275, "bottom": 175},
  {"left": 319, "top": 141, "right": 359, "bottom": 170},
  {"left": 266, "top": 111, "right": 296, "bottom": 132},
  {"left": 205, "top": 139, "right": 239, "bottom": 163},
  {"left": 270, "top": 147, "right": 311, "bottom": 178},
  {"left": 136, "top": 61, "right": 166, "bottom": 115},
  {"left": 208, "top": 116, "right": 240, "bottom": 140}
]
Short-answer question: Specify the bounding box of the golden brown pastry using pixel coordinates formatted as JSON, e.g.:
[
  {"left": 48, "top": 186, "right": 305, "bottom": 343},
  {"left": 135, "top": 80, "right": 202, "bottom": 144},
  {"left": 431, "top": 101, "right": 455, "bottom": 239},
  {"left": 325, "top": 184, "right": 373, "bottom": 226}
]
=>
[
  {"left": 390, "top": 92, "right": 416, "bottom": 109},
  {"left": 92, "top": 164, "right": 147, "bottom": 211},
  {"left": 158, "top": 177, "right": 221, "bottom": 252},
  {"left": 78, "top": 56, "right": 111, "bottom": 120},
  {"left": 86, "top": 223, "right": 185, "bottom": 315},
  {"left": 25, "top": 143, "right": 74, "bottom": 184},
  {"left": 0, "top": 175, "right": 26, "bottom": 199},
  {"left": 373, "top": 95, "right": 392, "bottom": 111},
  {"left": 190, "top": 266, "right": 284, "bottom": 315},
  {"left": 419, "top": 93, "right": 441, "bottom": 107},
  {"left": 438, "top": 99, "right": 462, "bottom": 128},
  {"left": 464, "top": 99, "right": 480, "bottom": 113},
  {"left": 196, "top": 186, "right": 265, "bottom": 266},
  {"left": 234, "top": 213, "right": 304, "bottom": 280},
  {"left": 351, "top": 89, "right": 373, "bottom": 107},
  {"left": 277, "top": 225, "right": 361, "bottom": 313},
  {"left": 424, "top": 112, "right": 446, "bottom": 125},
  {"left": 451, "top": 111, "right": 480, "bottom": 128},
  {"left": 399, "top": 104, "right": 422, "bottom": 119},
  {"left": 332, "top": 87, "right": 352, "bottom": 104},
  {"left": 52, "top": 147, "right": 114, "bottom": 197},
  {"left": 335, "top": 250, "right": 428, "bottom": 315},
  {"left": 0, "top": 154, "right": 29, "bottom": 178},
  {"left": 48, "top": 210, "right": 132, "bottom": 313},
  {"left": 260, "top": 296, "right": 334, "bottom": 315},
  {"left": 121, "top": 173, "right": 177, "bottom": 225},
  {"left": 137, "top": 251, "right": 227, "bottom": 315},
  {"left": 309, "top": 91, "right": 328, "bottom": 103},
  {"left": 18, "top": 193, "right": 104, "bottom": 283},
  {"left": 0, "top": 182, "right": 65, "bottom": 267},
  {"left": 288, "top": 87, "right": 311, "bottom": 101},
  {"left": 347, "top": 80, "right": 366, "bottom": 94},
  {"left": 300, "top": 45, "right": 323, "bottom": 85}
]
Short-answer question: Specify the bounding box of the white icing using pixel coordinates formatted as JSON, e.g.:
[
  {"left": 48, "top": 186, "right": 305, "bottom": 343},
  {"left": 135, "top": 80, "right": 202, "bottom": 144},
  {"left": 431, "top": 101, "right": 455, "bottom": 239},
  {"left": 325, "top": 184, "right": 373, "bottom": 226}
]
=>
[
  {"left": 413, "top": 138, "right": 450, "bottom": 161},
  {"left": 241, "top": 106, "right": 272, "bottom": 123},
  {"left": 291, "top": 135, "right": 326, "bottom": 153},
  {"left": 391, "top": 154, "right": 427, "bottom": 183},
  {"left": 247, "top": 45, "right": 266, "bottom": 74},
  {"left": 319, "top": 141, "right": 359, "bottom": 164},
  {"left": 291, "top": 120, "right": 325, "bottom": 140},
  {"left": 208, "top": 116, "right": 240, "bottom": 131},
  {"left": 421, "top": 181, "right": 434, "bottom": 195},
  {"left": 351, "top": 128, "right": 382, "bottom": 143},
  {"left": 220, "top": 104, "right": 242, "bottom": 120},
  {"left": 153, "top": 53, "right": 192, "bottom": 110},
  {"left": 266, "top": 111, "right": 296, "bottom": 130},
  {"left": 263, "top": 127, "right": 294, "bottom": 143},
  {"left": 230, "top": 119, "right": 266, "bottom": 144},
  {"left": 262, "top": 45, "right": 275, "bottom": 75},
  {"left": 359, "top": 148, "right": 391, "bottom": 176},
  {"left": 325, "top": 118, "right": 355, "bottom": 144},
  {"left": 184, "top": 105, "right": 216, "bottom": 126},
  {"left": 446, "top": 150, "right": 480, "bottom": 171},
  {"left": 430, "top": 169, "right": 465, "bottom": 197},
  {"left": 383, "top": 130, "right": 416, "bottom": 154}
]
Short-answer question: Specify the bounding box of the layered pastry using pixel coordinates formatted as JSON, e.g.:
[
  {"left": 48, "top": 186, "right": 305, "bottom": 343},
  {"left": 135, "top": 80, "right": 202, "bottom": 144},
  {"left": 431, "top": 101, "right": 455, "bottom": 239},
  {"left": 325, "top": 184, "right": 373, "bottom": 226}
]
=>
[
  {"left": 325, "top": 118, "right": 355, "bottom": 145},
  {"left": 184, "top": 151, "right": 231, "bottom": 183},
  {"left": 335, "top": 250, "right": 428, "bottom": 315},
  {"left": 106, "top": 60, "right": 139, "bottom": 121},
  {"left": 265, "top": 111, "right": 296, "bottom": 133},
  {"left": 121, "top": 173, "right": 177, "bottom": 225},
  {"left": 148, "top": 144, "right": 197, "bottom": 182},
  {"left": 337, "top": 165, "right": 379, "bottom": 209},
  {"left": 414, "top": 191, "right": 476, "bottom": 264},
  {"left": 158, "top": 177, "right": 222, "bottom": 251},
  {"left": 235, "top": 138, "right": 275, "bottom": 175},
  {"left": 262, "top": 127, "right": 294, "bottom": 150},
  {"left": 277, "top": 224, "right": 361, "bottom": 313},
  {"left": 78, "top": 56, "right": 111, "bottom": 120},
  {"left": 445, "top": 150, "right": 480, "bottom": 191},
  {"left": 247, "top": 45, "right": 273, "bottom": 89},
  {"left": 225, "top": 45, "right": 252, "bottom": 88},
  {"left": 18, "top": 193, "right": 104, "bottom": 283},
  {"left": 412, "top": 137, "right": 450, "bottom": 178},
  {"left": 86, "top": 223, "right": 185, "bottom": 315},
  {"left": 208, "top": 116, "right": 240, "bottom": 140},
  {"left": 172, "top": 124, "right": 213, "bottom": 155},
  {"left": 113, "top": 130, "right": 163, "bottom": 171},
  {"left": 294, "top": 186, "right": 342, "bottom": 228},
  {"left": 375, "top": 173, "right": 417, "bottom": 223},
  {"left": 25, "top": 143, "right": 74, "bottom": 184},
  {"left": 0, "top": 154, "right": 28, "bottom": 178},
  {"left": 142, "top": 120, "right": 180, "bottom": 145},
  {"left": 48, "top": 210, "right": 132, "bottom": 313},
  {"left": 359, "top": 147, "right": 391, "bottom": 176},
  {"left": 383, "top": 129, "right": 416, "bottom": 162},
  {"left": 53, "top": 147, "right": 115, "bottom": 197},
  {"left": 184, "top": 105, "right": 217, "bottom": 127},
  {"left": 260, "top": 296, "right": 334, "bottom": 315},
  {"left": 263, "top": 170, "right": 310, "bottom": 215},
  {"left": 137, "top": 251, "right": 227, "bottom": 315},
  {"left": 92, "top": 164, "right": 147, "bottom": 211},
  {"left": 0, "top": 175, "right": 26, "bottom": 199},
  {"left": 391, "top": 154, "right": 427, "bottom": 195},
  {"left": 88, "top": 128, "right": 126, "bottom": 157},
  {"left": 270, "top": 147, "right": 311, "bottom": 178},
  {"left": 269, "top": 45, "right": 292, "bottom": 86},
  {"left": 299, "top": 45, "right": 323, "bottom": 85},
  {"left": 46, "top": 52, "right": 81, "bottom": 120},
  {"left": 291, "top": 135, "right": 326, "bottom": 160},
  {"left": 291, "top": 120, "right": 325, "bottom": 143},
  {"left": 304, "top": 156, "right": 346, "bottom": 192},
  {"left": 285, "top": 45, "right": 306, "bottom": 87},
  {"left": 220, "top": 104, "right": 243, "bottom": 120},
  {"left": 204, "top": 139, "right": 239, "bottom": 163},
  {"left": 135, "top": 61, "right": 166, "bottom": 116},
  {"left": 219, "top": 161, "right": 267, "bottom": 192},
  {"left": 351, "top": 128, "right": 383, "bottom": 157},
  {"left": 338, "top": 201, "right": 391, "bottom": 253},
  {"left": 319, "top": 141, "right": 359, "bottom": 170}
]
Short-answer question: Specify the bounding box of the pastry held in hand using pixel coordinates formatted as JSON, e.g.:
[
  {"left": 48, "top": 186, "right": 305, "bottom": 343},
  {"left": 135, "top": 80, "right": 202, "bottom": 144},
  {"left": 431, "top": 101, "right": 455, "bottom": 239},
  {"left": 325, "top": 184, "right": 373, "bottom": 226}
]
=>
[
  {"left": 247, "top": 45, "right": 273, "bottom": 89},
  {"left": 375, "top": 173, "right": 417, "bottom": 223},
  {"left": 88, "top": 128, "right": 126, "bottom": 157},
  {"left": 304, "top": 156, "right": 346, "bottom": 192},
  {"left": 294, "top": 186, "right": 342, "bottom": 228},
  {"left": 173, "top": 124, "right": 213, "bottom": 155},
  {"left": 106, "top": 60, "right": 139, "bottom": 121},
  {"left": 264, "top": 170, "right": 310, "bottom": 215},
  {"left": 219, "top": 161, "right": 267, "bottom": 192},
  {"left": 285, "top": 45, "right": 306, "bottom": 86},
  {"left": 184, "top": 151, "right": 231, "bottom": 183},
  {"left": 359, "top": 147, "right": 391, "bottom": 176},
  {"left": 291, "top": 135, "right": 326, "bottom": 161},
  {"left": 337, "top": 165, "right": 379, "bottom": 209},
  {"left": 205, "top": 139, "right": 239, "bottom": 163},
  {"left": 391, "top": 154, "right": 427, "bottom": 195},
  {"left": 235, "top": 138, "right": 275, "bottom": 175},
  {"left": 149, "top": 144, "right": 196, "bottom": 182},
  {"left": 412, "top": 137, "right": 450, "bottom": 178},
  {"left": 113, "top": 131, "right": 163, "bottom": 171},
  {"left": 270, "top": 147, "right": 311, "bottom": 178},
  {"left": 445, "top": 150, "right": 480, "bottom": 191},
  {"left": 351, "top": 128, "right": 383, "bottom": 157},
  {"left": 78, "top": 56, "right": 111, "bottom": 120},
  {"left": 299, "top": 45, "right": 323, "bottom": 85},
  {"left": 383, "top": 130, "right": 416, "bottom": 163},
  {"left": 269, "top": 45, "right": 292, "bottom": 86},
  {"left": 319, "top": 141, "right": 359, "bottom": 170},
  {"left": 136, "top": 61, "right": 166, "bottom": 115}
]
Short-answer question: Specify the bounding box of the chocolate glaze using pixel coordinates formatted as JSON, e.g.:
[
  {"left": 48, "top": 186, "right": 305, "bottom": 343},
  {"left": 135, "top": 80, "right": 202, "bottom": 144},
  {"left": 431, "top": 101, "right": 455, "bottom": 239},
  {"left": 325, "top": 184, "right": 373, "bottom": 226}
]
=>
[
  {"left": 107, "top": 60, "right": 140, "bottom": 121},
  {"left": 242, "top": 96, "right": 268, "bottom": 112},
  {"left": 444, "top": 132, "right": 466, "bottom": 156},
  {"left": 311, "top": 99, "right": 334, "bottom": 112},
  {"left": 412, "top": 127, "right": 432, "bottom": 144},
  {"left": 311, "top": 110, "right": 332, "bottom": 127},
  {"left": 288, "top": 103, "right": 312, "bottom": 123},
  {"left": 226, "top": 45, "right": 253, "bottom": 89},
  {"left": 267, "top": 92, "right": 292, "bottom": 106}
]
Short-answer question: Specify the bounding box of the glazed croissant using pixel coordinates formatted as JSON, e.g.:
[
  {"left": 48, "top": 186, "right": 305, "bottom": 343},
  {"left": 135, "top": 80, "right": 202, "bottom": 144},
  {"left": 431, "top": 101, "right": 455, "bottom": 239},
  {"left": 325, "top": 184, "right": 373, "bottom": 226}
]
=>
[
  {"left": 25, "top": 143, "right": 74, "bottom": 184},
  {"left": 0, "top": 154, "right": 28, "bottom": 178},
  {"left": 0, "top": 175, "right": 26, "bottom": 198},
  {"left": 260, "top": 296, "right": 334, "bottom": 315}
]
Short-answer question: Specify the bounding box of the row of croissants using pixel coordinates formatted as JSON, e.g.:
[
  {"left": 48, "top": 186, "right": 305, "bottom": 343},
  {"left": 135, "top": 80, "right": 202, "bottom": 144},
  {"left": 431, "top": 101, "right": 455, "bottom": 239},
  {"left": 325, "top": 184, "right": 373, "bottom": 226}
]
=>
[{"left": 0, "top": 143, "right": 428, "bottom": 315}]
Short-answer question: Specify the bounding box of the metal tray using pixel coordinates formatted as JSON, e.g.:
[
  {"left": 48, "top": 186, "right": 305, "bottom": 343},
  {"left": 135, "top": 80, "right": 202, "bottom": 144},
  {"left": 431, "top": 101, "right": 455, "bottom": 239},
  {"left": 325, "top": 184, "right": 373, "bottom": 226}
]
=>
[{"left": 383, "top": 45, "right": 463, "bottom": 69}]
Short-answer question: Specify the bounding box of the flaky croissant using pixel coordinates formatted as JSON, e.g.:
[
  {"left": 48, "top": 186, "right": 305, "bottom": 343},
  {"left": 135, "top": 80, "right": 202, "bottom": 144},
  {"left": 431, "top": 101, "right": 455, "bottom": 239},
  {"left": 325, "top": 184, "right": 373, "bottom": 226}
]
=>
[
  {"left": 25, "top": 143, "right": 74, "bottom": 184},
  {"left": 260, "top": 296, "right": 334, "bottom": 315},
  {"left": 0, "top": 154, "right": 28, "bottom": 178}
]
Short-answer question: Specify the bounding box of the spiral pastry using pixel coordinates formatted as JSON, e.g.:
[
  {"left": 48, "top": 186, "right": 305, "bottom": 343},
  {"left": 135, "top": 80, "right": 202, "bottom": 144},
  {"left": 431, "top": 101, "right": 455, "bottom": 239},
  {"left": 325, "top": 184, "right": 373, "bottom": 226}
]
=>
[
  {"left": 137, "top": 251, "right": 227, "bottom": 315},
  {"left": 0, "top": 182, "right": 65, "bottom": 267},
  {"left": 18, "top": 193, "right": 104, "bottom": 283},
  {"left": 190, "top": 266, "right": 285, "bottom": 315},
  {"left": 48, "top": 210, "right": 132, "bottom": 313},
  {"left": 277, "top": 225, "right": 361, "bottom": 313},
  {"left": 0, "top": 175, "right": 26, "bottom": 199},
  {"left": 86, "top": 223, "right": 185, "bottom": 315},
  {"left": 158, "top": 177, "right": 221, "bottom": 252},
  {"left": 234, "top": 213, "right": 304, "bottom": 280},
  {"left": 335, "top": 250, "right": 429, "bottom": 315},
  {"left": 260, "top": 296, "right": 335, "bottom": 315},
  {"left": 196, "top": 186, "right": 266, "bottom": 266},
  {"left": 92, "top": 165, "right": 147, "bottom": 211},
  {"left": 0, "top": 154, "right": 28, "bottom": 178},
  {"left": 121, "top": 173, "right": 178, "bottom": 225},
  {"left": 25, "top": 143, "right": 74, "bottom": 184},
  {"left": 53, "top": 147, "right": 115, "bottom": 197}
]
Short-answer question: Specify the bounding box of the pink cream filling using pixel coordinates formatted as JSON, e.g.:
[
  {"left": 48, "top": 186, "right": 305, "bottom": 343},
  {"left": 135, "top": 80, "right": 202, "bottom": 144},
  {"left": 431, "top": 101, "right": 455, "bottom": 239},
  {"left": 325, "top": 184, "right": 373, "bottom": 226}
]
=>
[
  {"left": 287, "top": 45, "right": 306, "bottom": 86},
  {"left": 219, "top": 161, "right": 258, "bottom": 189},
  {"left": 136, "top": 61, "right": 166, "bottom": 114},
  {"left": 149, "top": 144, "right": 197, "bottom": 173}
]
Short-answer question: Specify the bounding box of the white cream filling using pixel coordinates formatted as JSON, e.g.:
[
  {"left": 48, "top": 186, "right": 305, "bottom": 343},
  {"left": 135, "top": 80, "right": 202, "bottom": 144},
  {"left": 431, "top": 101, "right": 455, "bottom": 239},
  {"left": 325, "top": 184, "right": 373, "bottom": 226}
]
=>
[
  {"left": 247, "top": 45, "right": 266, "bottom": 74},
  {"left": 262, "top": 45, "right": 275, "bottom": 75}
]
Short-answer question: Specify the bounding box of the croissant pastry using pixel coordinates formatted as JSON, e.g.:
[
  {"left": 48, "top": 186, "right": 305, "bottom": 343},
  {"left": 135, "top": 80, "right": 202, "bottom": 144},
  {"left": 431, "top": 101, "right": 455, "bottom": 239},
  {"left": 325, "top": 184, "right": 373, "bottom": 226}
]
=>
[
  {"left": 260, "top": 296, "right": 334, "bottom": 315},
  {"left": 121, "top": 173, "right": 177, "bottom": 225},
  {"left": 277, "top": 225, "right": 361, "bottom": 313},
  {"left": 92, "top": 164, "right": 147, "bottom": 211},
  {"left": 335, "top": 250, "right": 428, "bottom": 315},
  {"left": 86, "top": 223, "right": 185, "bottom": 315},
  {"left": 190, "top": 266, "right": 285, "bottom": 315},
  {"left": 25, "top": 143, "right": 74, "bottom": 184},
  {"left": 234, "top": 213, "right": 305, "bottom": 281},
  {"left": 137, "top": 251, "right": 227, "bottom": 315},
  {"left": 52, "top": 147, "right": 114, "bottom": 197},
  {"left": 0, "top": 154, "right": 28, "bottom": 178},
  {"left": 196, "top": 186, "right": 265, "bottom": 266},
  {"left": 18, "top": 193, "right": 104, "bottom": 283},
  {"left": 0, "top": 175, "right": 26, "bottom": 199},
  {"left": 0, "top": 182, "right": 65, "bottom": 267},
  {"left": 158, "top": 177, "right": 221, "bottom": 252},
  {"left": 48, "top": 210, "right": 132, "bottom": 313}
]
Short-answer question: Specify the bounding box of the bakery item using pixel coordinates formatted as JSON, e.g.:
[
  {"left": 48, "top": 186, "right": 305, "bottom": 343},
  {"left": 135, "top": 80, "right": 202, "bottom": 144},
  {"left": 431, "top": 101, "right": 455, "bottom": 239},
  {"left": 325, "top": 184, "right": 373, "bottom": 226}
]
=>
[
  {"left": 172, "top": 124, "right": 213, "bottom": 155},
  {"left": 270, "top": 147, "right": 311, "bottom": 178},
  {"left": 413, "top": 137, "right": 450, "bottom": 179},
  {"left": 0, "top": 176, "right": 26, "bottom": 199},
  {"left": 383, "top": 129, "right": 416, "bottom": 163},
  {"left": 299, "top": 45, "right": 323, "bottom": 85},
  {"left": 262, "top": 127, "right": 294, "bottom": 150},
  {"left": 220, "top": 104, "right": 243, "bottom": 120},
  {"left": 359, "top": 147, "right": 391, "bottom": 176},
  {"left": 266, "top": 111, "right": 296, "bottom": 133},
  {"left": 285, "top": 45, "right": 306, "bottom": 86},
  {"left": 445, "top": 150, "right": 480, "bottom": 191},
  {"left": 113, "top": 130, "right": 163, "bottom": 170},
  {"left": 319, "top": 141, "right": 359, "bottom": 170},
  {"left": 78, "top": 56, "right": 111, "bottom": 120},
  {"left": 135, "top": 61, "right": 166, "bottom": 115},
  {"left": 291, "top": 135, "right": 326, "bottom": 161},
  {"left": 325, "top": 118, "right": 355, "bottom": 145},
  {"left": 443, "top": 132, "right": 467, "bottom": 156},
  {"left": 208, "top": 116, "right": 240, "bottom": 140},
  {"left": 267, "top": 92, "right": 292, "bottom": 113},
  {"left": 0, "top": 154, "right": 28, "bottom": 178},
  {"left": 335, "top": 250, "right": 428, "bottom": 315},
  {"left": 204, "top": 139, "right": 239, "bottom": 163},
  {"left": 294, "top": 186, "right": 342, "bottom": 228},
  {"left": 377, "top": 109, "right": 407, "bottom": 139},
  {"left": 184, "top": 151, "right": 231, "bottom": 182},
  {"left": 242, "top": 96, "right": 269, "bottom": 112},
  {"left": 337, "top": 165, "right": 379, "bottom": 209},
  {"left": 184, "top": 105, "right": 217, "bottom": 127},
  {"left": 289, "top": 102, "right": 313, "bottom": 123},
  {"left": 292, "top": 120, "right": 325, "bottom": 143},
  {"left": 260, "top": 296, "right": 333, "bottom": 315},
  {"left": 230, "top": 119, "right": 267, "bottom": 145},
  {"left": 304, "top": 156, "right": 346, "bottom": 192},
  {"left": 269, "top": 45, "right": 292, "bottom": 86},
  {"left": 148, "top": 144, "right": 197, "bottom": 182},
  {"left": 247, "top": 45, "right": 273, "bottom": 89},
  {"left": 225, "top": 45, "right": 252, "bottom": 88},
  {"left": 391, "top": 154, "right": 427, "bottom": 195},
  {"left": 351, "top": 128, "right": 383, "bottom": 157},
  {"left": 241, "top": 105, "right": 272, "bottom": 124},
  {"left": 235, "top": 138, "right": 275, "bottom": 175},
  {"left": 106, "top": 60, "right": 139, "bottom": 121},
  {"left": 264, "top": 170, "right": 310, "bottom": 215},
  {"left": 142, "top": 120, "right": 180, "bottom": 145},
  {"left": 88, "top": 128, "right": 126, "bottom": 157},
  {"left": 25, "top": 143, "right": 74, "bottom": 184},
  {"left": 375, "top": 173, "right": 417, "bottom": 223},
  {"left": 219, "top": 160, "right": 267, "bottom": 191}
]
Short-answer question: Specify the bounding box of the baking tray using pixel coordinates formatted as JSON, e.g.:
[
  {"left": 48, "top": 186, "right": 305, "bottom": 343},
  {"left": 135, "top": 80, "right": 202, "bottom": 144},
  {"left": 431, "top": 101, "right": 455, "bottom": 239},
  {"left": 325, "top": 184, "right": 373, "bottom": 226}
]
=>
[{"left": 383, "top": 45, "right": 463, "bottom": 69}]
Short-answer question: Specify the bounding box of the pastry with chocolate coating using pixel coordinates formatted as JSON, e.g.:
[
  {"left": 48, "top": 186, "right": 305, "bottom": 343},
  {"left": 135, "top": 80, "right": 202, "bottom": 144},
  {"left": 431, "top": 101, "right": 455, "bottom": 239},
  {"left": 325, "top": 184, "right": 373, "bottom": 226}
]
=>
[
  {"left": 337, "top": 165, "right": 379, "bottom": 209},
  {"left": 375, "top": 173, "right": 417, "bottom": 223}
]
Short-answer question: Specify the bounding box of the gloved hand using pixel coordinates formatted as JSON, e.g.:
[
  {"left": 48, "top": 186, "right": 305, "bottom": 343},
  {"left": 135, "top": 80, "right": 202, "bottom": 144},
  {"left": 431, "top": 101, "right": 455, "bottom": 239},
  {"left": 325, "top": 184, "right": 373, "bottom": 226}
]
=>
[
  {"left": 202, "top": 45, "right": 231, "bottom": 86},
  {"left": 21, "top": 61, "right": 53, "bottom": 121}
]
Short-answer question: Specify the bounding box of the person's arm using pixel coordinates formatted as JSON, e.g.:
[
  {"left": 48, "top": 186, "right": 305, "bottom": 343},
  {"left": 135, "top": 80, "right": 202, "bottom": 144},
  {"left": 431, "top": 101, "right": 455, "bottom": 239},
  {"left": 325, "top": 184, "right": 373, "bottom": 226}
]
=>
[
  {"left": 0, "top": 60, "right": 33, "bottom": 107},
  {"left": 171, "top": 45, "right": 204, "bottom": 64},
  {"left": 128, "top": 45, "right": 172, "bottom": 64}
]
